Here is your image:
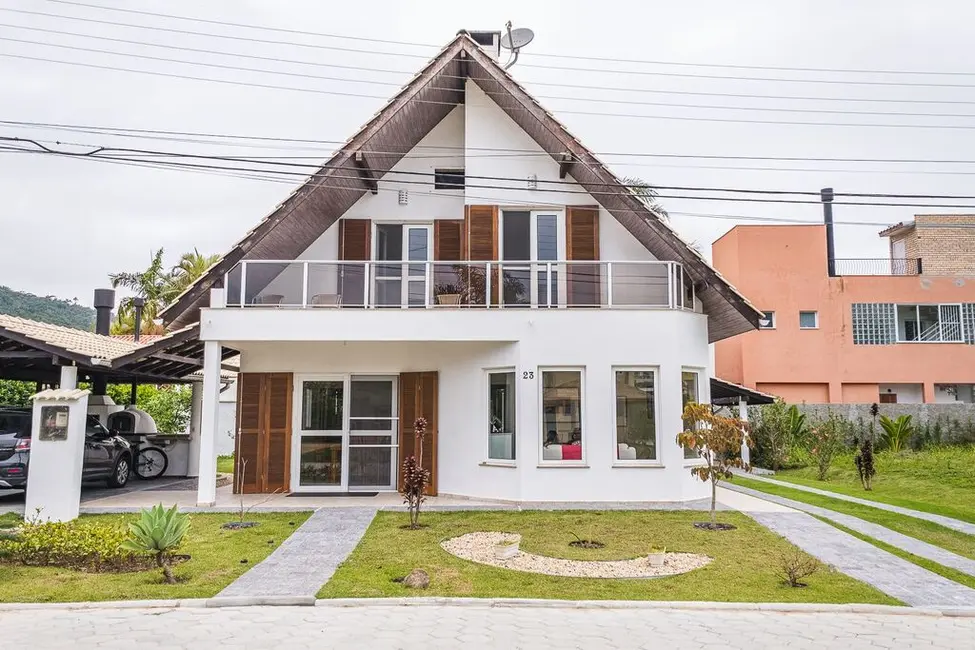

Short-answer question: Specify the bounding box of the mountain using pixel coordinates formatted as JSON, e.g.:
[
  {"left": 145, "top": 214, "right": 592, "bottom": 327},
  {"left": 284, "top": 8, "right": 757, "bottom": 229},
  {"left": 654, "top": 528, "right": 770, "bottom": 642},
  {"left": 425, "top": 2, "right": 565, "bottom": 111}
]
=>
[{"left": 0, "top": 285, "right": 95, "bottom": 331}]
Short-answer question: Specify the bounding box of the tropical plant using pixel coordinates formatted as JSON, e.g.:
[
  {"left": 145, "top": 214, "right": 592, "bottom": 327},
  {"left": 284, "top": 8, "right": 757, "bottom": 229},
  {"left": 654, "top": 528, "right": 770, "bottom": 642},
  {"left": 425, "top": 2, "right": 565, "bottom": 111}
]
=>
[
  {"left": 853, "top": 434, "right": 876, "bottom": 490},
  {"left": 805, "top": 412, "right": 849, "bottom": 480},
  {"left": 121, "top": 504, "right": 190, "bottom": 584},
  {"left": 752, "top": 400, "right": 803, "bottom": 471},
  {"left": 676, "top": 402, "right": 751, "bottom": 527},
  {"left": 879, "top": 414, "right": 914, "bottom": 454},
  {"left": 109, "top": 248, "right": 170, "bottom": 334},
  {"left": 400, "top": 417, "right": 431, "bottom": 529},
  {"left": 622, "top": 176, "right": 669, "bottom": 220},
  {"left": 163, "top": 249, "right": 221, "bottom": 304}
]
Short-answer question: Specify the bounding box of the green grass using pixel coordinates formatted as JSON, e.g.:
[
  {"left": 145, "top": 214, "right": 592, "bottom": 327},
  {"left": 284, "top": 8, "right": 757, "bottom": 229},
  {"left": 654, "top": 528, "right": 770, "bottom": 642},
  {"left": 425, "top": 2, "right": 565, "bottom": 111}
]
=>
[
  {"left": 0, "top": 513, "right": 21, "bottom": 530},
  {"left": 319, "top": 510, "right": 898, "bottom": 604},
  {"left": 216, "top": 455, "right": 234, "bottom": 474},
  {"left": 0, "top": 511, "right": 311, "bottom": 602},
  {"left": 810, "top": 515, "right": 975, "bottom": 591},
  {"left": 774, "top": 445, "right": 975, "bottom": 524},
  {"left": 735, "top": 477, "right": 975, "bottom": 560}
]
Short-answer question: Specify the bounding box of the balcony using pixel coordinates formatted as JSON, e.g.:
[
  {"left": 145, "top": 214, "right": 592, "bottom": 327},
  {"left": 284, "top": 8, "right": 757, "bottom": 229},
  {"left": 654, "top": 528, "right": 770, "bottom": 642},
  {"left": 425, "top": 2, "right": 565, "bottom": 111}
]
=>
[
  {"left": 833, "top": 258, "right": 921, "bottom": 276},
  {"left": 223, "top": 260, "right": 694, "bottom": 310}
]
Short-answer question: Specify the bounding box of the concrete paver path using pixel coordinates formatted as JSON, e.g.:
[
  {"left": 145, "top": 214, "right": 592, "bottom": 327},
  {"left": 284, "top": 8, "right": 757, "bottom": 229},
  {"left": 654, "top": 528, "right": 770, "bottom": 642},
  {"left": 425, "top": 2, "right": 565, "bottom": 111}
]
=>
[
  {"left": 727, "top": 483, "right": 975, "bottom": 578},
  {"left": 738, "top": 473, "right": 975, "bottom": 536},
  {"left": 218, "top": 507, "right": 376, "bottom": 598},
  {"left": 2, "top": 604, "right": 973, "bottom": 649}
]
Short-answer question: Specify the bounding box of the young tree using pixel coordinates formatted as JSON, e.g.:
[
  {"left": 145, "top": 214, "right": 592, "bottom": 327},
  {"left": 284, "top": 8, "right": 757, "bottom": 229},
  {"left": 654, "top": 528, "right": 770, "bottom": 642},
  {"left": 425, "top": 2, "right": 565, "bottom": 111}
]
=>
[
  {"left": 806, "top": 412, "right": 849, "bottom": 480},
  {"left": 677, "top": 402, "right": 751, "bottom": 527},
  {"left": 400, "top": 417, "right": 430, "bottom": 529}
]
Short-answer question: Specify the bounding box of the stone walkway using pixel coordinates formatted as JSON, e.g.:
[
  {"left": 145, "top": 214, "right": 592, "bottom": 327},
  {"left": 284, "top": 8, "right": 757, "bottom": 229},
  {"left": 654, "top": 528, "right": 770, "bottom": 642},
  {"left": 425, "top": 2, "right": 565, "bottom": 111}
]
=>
[
  {"left": 727, "top": 483, "right": 975, "bottom": 578},
  {"left": 218, "top": 507, "right": 376, "bottom": 598},
  {"left": 738, "top": 473, "right": 975, "bottom": 536},
  {"left": 3, "top": 603, "right": 973, "bottom": 649}
]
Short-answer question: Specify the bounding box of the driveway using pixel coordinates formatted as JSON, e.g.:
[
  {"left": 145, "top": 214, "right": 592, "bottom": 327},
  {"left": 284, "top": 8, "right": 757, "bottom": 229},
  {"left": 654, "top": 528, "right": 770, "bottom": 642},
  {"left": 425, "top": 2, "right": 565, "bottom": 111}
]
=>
[{"left": 1, "top": 603, "right": 971, "bottom": 649}]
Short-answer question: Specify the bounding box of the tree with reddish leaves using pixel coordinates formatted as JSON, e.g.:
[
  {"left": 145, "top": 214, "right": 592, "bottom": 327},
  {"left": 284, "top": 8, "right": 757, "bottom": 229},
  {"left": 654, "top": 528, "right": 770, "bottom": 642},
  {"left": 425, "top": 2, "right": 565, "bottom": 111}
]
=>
[{"left": 401, "top": 417, "right": 431, "bottom": 529}]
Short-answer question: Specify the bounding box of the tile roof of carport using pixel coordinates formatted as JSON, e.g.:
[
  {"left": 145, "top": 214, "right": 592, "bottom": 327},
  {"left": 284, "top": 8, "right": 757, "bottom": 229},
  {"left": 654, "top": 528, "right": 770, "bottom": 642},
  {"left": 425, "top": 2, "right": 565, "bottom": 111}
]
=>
[{"left": 0, "top": 314, "right": 235, "bottom": 383}]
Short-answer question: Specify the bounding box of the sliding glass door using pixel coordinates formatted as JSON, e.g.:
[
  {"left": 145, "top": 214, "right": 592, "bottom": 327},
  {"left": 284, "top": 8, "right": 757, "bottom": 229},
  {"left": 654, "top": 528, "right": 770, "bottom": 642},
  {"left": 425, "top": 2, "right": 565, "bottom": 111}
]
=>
[
  {"left": 374, "top": 224, "right": 431, "bottom": 308},
  {"left": 293, "top": 375, "right": 398, "bottom": 492},
  {"left": 500, "top": 210, "right": 564, "bottom": 307}
]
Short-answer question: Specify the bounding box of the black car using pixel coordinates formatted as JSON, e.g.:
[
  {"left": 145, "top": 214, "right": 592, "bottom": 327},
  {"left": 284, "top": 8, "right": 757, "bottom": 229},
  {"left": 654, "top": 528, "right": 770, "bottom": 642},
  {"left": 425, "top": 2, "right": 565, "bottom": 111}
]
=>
[{"left": 0, "top": 407, "right": 133, "bottom": 490}]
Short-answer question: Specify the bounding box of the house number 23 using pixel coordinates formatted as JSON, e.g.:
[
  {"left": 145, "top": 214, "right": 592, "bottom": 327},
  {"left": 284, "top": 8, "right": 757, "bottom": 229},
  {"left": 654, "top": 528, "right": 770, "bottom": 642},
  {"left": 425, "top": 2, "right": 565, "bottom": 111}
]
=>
[{"left": 522, "top": 371, "right": 535, "bottom": 380}]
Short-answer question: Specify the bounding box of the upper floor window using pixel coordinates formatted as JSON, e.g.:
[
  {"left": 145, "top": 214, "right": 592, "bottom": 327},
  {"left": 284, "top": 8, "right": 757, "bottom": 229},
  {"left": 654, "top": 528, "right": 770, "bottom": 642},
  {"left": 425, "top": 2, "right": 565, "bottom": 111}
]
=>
[
  {"left": 896, "top": 304, "right": 963, "bottom": 343},
  {"left": 799, "top": 311, "right": 819, "bottom": 329},
  {"left": 434, "top": 169, "right": 465, "bottom": 190},
  {"left": 759, "top": 311, "right": 775, "bottom": 329}
]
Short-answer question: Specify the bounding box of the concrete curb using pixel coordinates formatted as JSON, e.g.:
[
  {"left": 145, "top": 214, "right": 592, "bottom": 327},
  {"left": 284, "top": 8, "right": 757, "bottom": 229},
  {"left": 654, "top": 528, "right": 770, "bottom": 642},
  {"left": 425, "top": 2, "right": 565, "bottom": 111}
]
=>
[{"left": 1, "top": 597, "right": 973, "bottom": 616}]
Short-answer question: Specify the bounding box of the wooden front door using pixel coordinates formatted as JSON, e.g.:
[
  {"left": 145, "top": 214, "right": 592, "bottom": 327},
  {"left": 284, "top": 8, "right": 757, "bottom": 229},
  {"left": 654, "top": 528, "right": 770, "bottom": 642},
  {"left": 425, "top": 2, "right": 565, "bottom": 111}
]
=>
[
  {"left": 235, "top": 372, "right": 293, "bottom": 494},
  {"left": 398, "top": 371, "right": 439, "bottom": 495}
]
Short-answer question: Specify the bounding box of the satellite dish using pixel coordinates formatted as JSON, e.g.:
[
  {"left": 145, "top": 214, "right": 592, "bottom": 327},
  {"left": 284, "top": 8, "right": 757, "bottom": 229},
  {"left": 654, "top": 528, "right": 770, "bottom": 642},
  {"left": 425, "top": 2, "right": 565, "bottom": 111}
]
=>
[{"left": 501, "top": 27, "right": 534, "bottom": 51}]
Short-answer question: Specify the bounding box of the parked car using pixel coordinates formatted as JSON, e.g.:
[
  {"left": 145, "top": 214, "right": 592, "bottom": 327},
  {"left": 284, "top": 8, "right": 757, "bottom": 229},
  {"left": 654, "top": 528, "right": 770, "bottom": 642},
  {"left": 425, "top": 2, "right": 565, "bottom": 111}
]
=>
[{"left": 0, "top": 407, "right": 133, "bottom": 490}]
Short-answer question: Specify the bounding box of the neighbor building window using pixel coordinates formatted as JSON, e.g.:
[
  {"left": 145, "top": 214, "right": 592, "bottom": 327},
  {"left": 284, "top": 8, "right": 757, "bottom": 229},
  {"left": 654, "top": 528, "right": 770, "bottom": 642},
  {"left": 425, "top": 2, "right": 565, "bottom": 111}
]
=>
[
  {"left": 434, "top": 168, "right": 465, "bottom": 190},
  {"left": 759, "top": 311, "right": 775, "bottom": 329},
  {"left": 799, "top": 311, "right": 819, "bottom": 329},
  {"left": 896, "top": 304, "right": 964, "bottom": 343},
  {"left": 487, "top": 370, "right": 516, "bottom": 461},
  {"left": 615, "top": 369, "right": 657, "bottom": 462},
  {"left": 681, "top": 370, "right": 701, "bottom": 460},
  {"left": 540, "top": 369, "right": 584, "bottom": 463}
]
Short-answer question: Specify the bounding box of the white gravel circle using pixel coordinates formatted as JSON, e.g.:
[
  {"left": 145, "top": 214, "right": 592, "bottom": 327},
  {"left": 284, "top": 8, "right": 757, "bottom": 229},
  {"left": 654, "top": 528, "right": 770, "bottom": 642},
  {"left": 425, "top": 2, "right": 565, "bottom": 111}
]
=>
[{"left": 440, "top": 532, "right": 712, "bottom": 579}]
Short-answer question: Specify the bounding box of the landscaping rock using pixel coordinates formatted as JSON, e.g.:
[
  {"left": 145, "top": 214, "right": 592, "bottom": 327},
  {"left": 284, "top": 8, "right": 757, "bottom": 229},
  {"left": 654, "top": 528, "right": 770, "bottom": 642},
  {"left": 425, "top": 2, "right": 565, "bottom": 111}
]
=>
[{"left": 402, "top": 568, "right": 430, "bottom": 589}]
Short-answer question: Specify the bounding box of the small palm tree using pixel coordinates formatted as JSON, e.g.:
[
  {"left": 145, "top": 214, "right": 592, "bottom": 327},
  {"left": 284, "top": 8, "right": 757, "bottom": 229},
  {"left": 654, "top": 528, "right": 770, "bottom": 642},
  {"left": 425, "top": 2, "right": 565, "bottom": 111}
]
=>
[
  {"left": 121, "top": 504, "right": 190, "bottom": 584},
  {"left": 622, "top": 176, "right": 669, "bottom": 221},
  {"left": 164, "top": 248, "right": 221, "bottom": 304},
  {"left": 109, "top": 249, "right": 169, "bottom": 333}
]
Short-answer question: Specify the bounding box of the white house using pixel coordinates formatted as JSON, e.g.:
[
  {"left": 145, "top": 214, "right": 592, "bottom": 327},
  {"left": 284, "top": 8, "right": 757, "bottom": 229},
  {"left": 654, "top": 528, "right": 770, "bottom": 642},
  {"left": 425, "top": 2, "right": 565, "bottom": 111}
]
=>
[{"left": 161, "top": 31, "right": 761, "bottom": 506}]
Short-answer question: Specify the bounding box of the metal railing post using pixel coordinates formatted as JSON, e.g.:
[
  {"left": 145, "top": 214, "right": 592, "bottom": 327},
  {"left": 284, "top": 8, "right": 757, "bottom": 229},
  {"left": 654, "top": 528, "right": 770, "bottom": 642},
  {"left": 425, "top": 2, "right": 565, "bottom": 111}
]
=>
[
  {"left": 426, "top": 261, "right": 432, "bottom": 308},
  {"left": 486, "top": 262, "right": 492, "bottom": 308},
  {"left": 301, "top": 262, "right": 309, "bottom": 308},
  {"left": 606, "top": 262, "right": 613, "bottom": 307},
  {"left": 240, "top": 261, "right": 248, "bottom": 307},
  {"left": 546, "top": 262, "right": 553, "bottom": 307},
  {"left": 667, "top": 262, "right": 675, "bottom": 309},
  {"left": 363, "top": 261, "right": 371, "bottom": 308}
]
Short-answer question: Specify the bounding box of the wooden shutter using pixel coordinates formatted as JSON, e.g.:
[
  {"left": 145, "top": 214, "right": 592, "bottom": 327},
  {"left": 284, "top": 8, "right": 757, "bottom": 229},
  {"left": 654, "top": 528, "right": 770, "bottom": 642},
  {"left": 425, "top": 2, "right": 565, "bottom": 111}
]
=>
[
  {"left": 567, "top": 206, "right": 601, "bottom": 306},
  {"left": 233, "top": 372, "right": 293, "bottom": 494},
  {"left": 264, "top": 373, "right": 293, "bottom": 493},
  {"left": 235, "top": 374, "right": 262, "bottom": 494},
  {"left": 398, "top": 371, "right": 439, "bottom": 495},
  {"left": 338, "top": 219, "right": 371, "bottom": 306},
  {"left": 434, "top": 220, "right": 465, "bottom": 261},
  {"left": 464, "top": 206, "right": 498, "bottom": 305}
]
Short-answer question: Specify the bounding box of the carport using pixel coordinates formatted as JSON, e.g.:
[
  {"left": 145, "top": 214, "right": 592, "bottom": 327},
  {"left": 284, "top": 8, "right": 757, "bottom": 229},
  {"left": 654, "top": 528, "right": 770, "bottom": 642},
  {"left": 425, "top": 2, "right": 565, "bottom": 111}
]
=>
[{"left": 710, "top": 377, "right": 775, "bottom": 464}]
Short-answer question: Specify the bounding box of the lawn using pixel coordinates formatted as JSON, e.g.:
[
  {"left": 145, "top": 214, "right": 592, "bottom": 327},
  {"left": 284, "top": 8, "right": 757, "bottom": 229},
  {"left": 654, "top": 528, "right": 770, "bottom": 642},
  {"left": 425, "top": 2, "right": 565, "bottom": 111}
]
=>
[
  {"left": 0, "top": 511, "right": 311, "bottom": 602},
  {"left": 735, "top": 477, "right": 975, "bottom": 560},
  {"left": 774, "top": 445, "right": 975, "bottom": 524},
  {"left": 319, "top": 510, "right": 898, "bottom": 604},
  {"left": 217, "top": 455, "right": 235, "bottom": 474}
]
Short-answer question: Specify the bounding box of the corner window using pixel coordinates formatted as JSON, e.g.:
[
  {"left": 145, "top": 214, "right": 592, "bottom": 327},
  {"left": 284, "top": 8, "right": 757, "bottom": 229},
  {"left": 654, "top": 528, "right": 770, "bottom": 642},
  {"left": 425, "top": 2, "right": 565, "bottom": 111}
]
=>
[
  {"left": 681, "top": 370, "right": 701, "bottom": 460},
  {"left": 759, "top": 311, "right": 775, "bottom": 329},
  {"left": 896, "top": 304, "right": 964, "bottom": 342},
  {"left": 541, "top": 369, "right": 583, "bottom": 463},
  {"left": 434, "top": 168, "right": 465, "bottom": 190},
  {"left": 487, "top": 371, "right": 516, "bottom": 461},
  {"left": 799, "top": 311, "right": 819, "bottom": 329},
  {"left": 615, "top": 369, "right": 657, "bottom": 462}
]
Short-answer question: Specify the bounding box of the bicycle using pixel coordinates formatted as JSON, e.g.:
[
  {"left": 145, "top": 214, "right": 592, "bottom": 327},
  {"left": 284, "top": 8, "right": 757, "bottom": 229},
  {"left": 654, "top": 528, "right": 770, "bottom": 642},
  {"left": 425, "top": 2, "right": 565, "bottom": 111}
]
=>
[{"left": 130, "top": 435, "right": 169, "bottom": 480}]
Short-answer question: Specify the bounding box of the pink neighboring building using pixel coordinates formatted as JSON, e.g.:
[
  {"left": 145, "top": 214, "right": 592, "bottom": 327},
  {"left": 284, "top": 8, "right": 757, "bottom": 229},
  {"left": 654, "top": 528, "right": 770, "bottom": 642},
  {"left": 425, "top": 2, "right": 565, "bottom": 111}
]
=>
[{"left": 713, "top": 219, "right": 975, "bottom": 405}]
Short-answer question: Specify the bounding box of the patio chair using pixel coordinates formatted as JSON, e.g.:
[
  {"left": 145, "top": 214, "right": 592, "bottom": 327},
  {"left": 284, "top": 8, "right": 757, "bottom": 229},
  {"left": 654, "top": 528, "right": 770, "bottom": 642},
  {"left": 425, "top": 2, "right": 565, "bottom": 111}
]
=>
[
  {"left": 310, "top": 293, "right": 342, "bottom": 307},
  {"left": 253, "top": 294, "right": 284, "bottom": 306}
]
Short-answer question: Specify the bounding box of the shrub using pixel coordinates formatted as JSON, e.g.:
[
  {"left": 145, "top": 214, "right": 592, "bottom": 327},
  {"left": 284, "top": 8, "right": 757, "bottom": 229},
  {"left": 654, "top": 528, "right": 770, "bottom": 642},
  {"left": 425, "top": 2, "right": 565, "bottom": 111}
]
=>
[
  {"left": 752, "top": 400, "right": 802, "bottom": 471},
  {"left": 853, "top": 436, "right": 876, "bottom": 491},
  {"left": 879, "top": 415, "right": 914, "bottom": 454},
  {"left": 777, "top": 549, "right": 821, "bottom": 587},
  {"left": 805, "top": 412, "right": 849, "bottom": 481},
  {"left": 122, "top": 504, "right": 190, "bottom": 584},
  {"left": 0, "top": 517, "right": 134, "bottom": 571}
]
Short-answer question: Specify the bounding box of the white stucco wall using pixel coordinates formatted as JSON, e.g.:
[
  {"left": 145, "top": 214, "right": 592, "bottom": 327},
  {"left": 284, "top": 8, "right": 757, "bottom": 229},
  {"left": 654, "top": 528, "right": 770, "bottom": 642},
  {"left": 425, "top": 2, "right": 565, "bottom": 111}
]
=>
[{"left": 222, "top": 308, "right": 710, "bottom": 503}]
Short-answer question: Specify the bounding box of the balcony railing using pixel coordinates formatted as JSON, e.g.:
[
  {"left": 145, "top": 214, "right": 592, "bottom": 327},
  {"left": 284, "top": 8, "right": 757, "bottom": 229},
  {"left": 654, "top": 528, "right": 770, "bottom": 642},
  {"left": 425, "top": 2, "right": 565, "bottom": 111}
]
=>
[
  {"left": 833, "top": 258, "right": 921, "bottom": 276},
  {"left": 223, "top": 260, "right": 694, "bottom": 310}
]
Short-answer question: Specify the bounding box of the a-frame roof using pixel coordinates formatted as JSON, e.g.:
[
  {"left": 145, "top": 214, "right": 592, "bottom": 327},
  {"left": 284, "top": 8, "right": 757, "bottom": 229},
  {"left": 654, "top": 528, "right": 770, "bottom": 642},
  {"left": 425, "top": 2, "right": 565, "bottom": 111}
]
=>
[{"left": 161, "top": 32, "right": 761, "bottom": 341}]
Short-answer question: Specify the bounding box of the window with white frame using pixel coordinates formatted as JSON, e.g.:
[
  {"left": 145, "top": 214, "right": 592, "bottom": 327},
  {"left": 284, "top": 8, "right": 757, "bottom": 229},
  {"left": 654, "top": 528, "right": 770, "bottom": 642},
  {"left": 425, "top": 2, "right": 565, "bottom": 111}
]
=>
[
  {"left": 487, "top": 370, "right": 516, "bottom": 461},
  {"left": 896, "top": 304, "right": 964, "bottom": 342},
  {"left": 681, "top": 370, "right": 701, "bottom": 460},
  {"left": 759, "top": 311, "right": 775, "bottom": 329},
  {"left": 799, "top": 311, "right": 819, "bottom": 329},
  {"left": 615, "top": 369, "right": 657, "bottom": 462},
  {"left": 540, "top": 369, "right": 584, "bottom": 463}
]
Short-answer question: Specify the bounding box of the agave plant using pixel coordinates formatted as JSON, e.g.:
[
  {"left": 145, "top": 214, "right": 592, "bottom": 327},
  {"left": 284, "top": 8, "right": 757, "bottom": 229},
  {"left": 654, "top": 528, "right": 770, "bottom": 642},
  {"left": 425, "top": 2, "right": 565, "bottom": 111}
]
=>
[
  {"left": 121, "top": 504, "right": 190, "bottom": 584},
  {"left": 879, "top": 414, "right": 914, "bottom": 454}
]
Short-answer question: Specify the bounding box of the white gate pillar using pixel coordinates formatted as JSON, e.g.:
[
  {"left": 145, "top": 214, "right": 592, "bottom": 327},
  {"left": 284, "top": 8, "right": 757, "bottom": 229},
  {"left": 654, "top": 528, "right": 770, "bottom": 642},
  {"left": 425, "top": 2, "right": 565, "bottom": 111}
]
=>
[
  {"left": 26, "top": 388, "right": 89, "bottom": 522},
  {"left": 196, "top": 341, "right": 221, "bottom": 506},
  {"left": 186, "top": 381, "right": 204, "bottom": 478}
]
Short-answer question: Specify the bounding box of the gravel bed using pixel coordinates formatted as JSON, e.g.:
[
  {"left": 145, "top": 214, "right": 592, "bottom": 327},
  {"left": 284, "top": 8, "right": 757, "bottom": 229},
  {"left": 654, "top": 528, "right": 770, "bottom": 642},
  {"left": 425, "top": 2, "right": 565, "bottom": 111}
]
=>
[{"left": 441, "top": 532, "right": 711, "bottom": 579}]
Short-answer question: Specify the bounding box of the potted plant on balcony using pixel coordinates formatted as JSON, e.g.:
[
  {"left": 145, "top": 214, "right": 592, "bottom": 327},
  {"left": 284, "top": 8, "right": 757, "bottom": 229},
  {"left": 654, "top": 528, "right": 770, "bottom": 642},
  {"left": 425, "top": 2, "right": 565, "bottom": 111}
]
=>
[
  {"left": 647, "top": 546, "right": 666, "bottom": 567},
  {"left": 434, "top": 282, "right": 462, "bottom": 305}
]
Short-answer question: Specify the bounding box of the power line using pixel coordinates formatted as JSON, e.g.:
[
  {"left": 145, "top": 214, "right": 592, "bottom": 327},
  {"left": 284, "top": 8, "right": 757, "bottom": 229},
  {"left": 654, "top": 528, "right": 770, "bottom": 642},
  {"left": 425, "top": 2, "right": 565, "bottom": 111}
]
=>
[
  {"left": 41, "top": 0, "right": 975, "bottom": 79},
  {"left": 10, "top": 6, "right": 975, "bottom": 89},
  {"left": 10, "top": 22, "right": 975, "bottom": 108},
  {"left": 13, "top": 35, "right": 975, "bottom": 121}
]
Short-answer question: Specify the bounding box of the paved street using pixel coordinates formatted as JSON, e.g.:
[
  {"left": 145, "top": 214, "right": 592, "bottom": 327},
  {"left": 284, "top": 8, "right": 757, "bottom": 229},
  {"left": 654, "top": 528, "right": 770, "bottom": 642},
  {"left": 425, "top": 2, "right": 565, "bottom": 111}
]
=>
[{"left": 2, "top": 604, "right": 972, "bottom": 649}]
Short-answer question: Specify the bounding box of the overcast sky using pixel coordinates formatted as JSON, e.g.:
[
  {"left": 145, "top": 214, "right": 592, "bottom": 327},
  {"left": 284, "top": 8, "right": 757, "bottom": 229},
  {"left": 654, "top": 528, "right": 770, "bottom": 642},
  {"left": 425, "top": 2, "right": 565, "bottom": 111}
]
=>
[{"left": 2, "top": 0, "right": 974, "bottom": 305}]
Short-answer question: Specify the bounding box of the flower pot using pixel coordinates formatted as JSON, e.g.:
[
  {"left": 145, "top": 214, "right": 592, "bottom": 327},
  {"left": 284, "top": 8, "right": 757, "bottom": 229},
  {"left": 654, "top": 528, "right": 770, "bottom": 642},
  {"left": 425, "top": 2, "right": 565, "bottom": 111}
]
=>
[
  {"left": 494, "top": 542, "right": 520, "bottom": 560},
  {"left": 647, "top": 552, "right": 666, "bottom": 568}
]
